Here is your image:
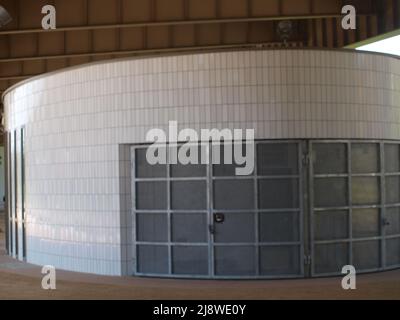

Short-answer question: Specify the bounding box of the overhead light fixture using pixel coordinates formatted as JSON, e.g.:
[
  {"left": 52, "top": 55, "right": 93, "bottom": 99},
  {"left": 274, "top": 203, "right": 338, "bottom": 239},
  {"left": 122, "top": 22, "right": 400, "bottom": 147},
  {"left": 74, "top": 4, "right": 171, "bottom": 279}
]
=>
[
  {"left": 0, "top": 6, "right": 12, "bottom": 27},
  {"left": 277, "top": 20, "right": 294, "bottom": 45}
]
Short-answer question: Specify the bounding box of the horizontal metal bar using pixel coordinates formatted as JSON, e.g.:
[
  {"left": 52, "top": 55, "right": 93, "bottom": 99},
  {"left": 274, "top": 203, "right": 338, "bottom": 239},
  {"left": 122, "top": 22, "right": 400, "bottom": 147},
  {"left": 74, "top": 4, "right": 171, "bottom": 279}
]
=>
[
  {"left": 315, "top": 203, "right": 400, "bottom": 211},
  {"left": 133, "top": 272, "right": 303, "bottom": 279},
  {"left": 136, "top": 242, "right": 301, "bottom": 246},
  {"left": 314, "top": 236, "right": 384, "bottom": 245},
  {"left": 351, "top": 173, "right": 382, "bottom": 177},
  {"left": 133, "top": 208, "right": 300, "bottom": 213},
  {"left": 313, "top": 239, "right": 351, "bottom": 244},
  {"left": 312, "top": 267, "right": 385, "bottom": 277},
  {"left": 314, "top": 204, "right": 382, "bottom": 211},
  {"left": 313, "top": 206, "right": 349, "bottom": 211},
  {"left": 136, "top": 242, "right": 208, "bottom": 246},
  {"left": 0, "top": 14, "right": 373, "bottom": 36},
  {"left": 134, "top": 210, "right": 208, "bottom": 214},
  {"left": 134, "top": 175, "right": 299, "bottom": 181},
  {"left": 256, "top": 208, "right": 300, "bottom": 213},
  {"left": 314, "top": 174, "right": 348, "bottom": 178},
  {"left": 256, "top": 175, "right": 300, "bottom": 179},
  {"left": 0, "top": 75, "right": 31, "bottom": 81},
  {"left": 213, "top": 242, "right": 301, "bottom": 246},
  {"left": 311, "top": 139, "right": 390, "bottom": 144},
  {"left": 385, "top": 203, "right": 400, "bottom": 208},
  {"left": 352, "top": 236, "right": 386, "bottom": 242},
  {"left": 314, "top": 173, "right": 383, "bottom": 178},
  {"left": 211, "top": 175, "right": 255, "bottom": 180},
  {"left": 385, "top": 234, "right": 400, "bottom": 240},
  {"left": 134, "top": 177, "right": 207, "bottom": 182}
]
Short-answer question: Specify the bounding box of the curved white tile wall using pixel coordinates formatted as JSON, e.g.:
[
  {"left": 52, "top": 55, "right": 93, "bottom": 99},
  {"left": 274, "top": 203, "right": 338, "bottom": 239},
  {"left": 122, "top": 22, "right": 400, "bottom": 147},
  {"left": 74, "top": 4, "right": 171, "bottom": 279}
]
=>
[{"left": 3, "top": 49, "right": 400, "bottom": 275}]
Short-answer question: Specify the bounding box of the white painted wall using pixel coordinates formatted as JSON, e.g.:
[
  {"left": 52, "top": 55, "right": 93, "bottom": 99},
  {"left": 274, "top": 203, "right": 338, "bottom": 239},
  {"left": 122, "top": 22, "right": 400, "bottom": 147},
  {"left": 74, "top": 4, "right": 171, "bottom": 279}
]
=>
[{"left": 2, "top": 49, "right": 400, "bottom": 275}]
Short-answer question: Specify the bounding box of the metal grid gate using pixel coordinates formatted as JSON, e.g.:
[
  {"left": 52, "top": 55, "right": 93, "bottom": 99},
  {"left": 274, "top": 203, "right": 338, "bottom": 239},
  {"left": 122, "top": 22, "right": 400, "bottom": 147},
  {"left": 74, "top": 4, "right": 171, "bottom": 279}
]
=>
[
  {"left": 130, "top": 140, "right": 400, "bottom": 278},
  {"left": 131, "top": 141, "right": 304, "bottom": 279},
  {"left": 310, "top": 141, "right": 400, "bottom": 276}
]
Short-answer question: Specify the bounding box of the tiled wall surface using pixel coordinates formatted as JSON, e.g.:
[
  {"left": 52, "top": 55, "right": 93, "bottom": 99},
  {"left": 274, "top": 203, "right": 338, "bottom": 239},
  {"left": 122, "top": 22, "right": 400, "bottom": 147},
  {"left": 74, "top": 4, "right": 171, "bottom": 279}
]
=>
[{"left": 3, "top": 49, "right": 400, "bottom": 275}]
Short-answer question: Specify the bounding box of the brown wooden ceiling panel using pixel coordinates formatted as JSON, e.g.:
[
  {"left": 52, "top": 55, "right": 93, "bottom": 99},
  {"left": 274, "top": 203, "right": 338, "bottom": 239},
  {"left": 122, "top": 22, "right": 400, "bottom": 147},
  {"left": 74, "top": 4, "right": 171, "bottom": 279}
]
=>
[
  {"left": 65, "top": 30, "right": 91, "bottom": 54},
  {"left": 223, "top": 23, "right": 248, "bottom": 44},
  {"left": 248, "top": 21, "right": 277, "bottom": 42},
  {"left": 88, "top": 0, "right": 119, "bottom": 24},
  {"left": 146, "top": 26, "right": 170, "bottom": 49},
  {"left": 251, "top": 0, "right": 280, "bottom": 16},
  {"left": 0, "top": 61, "right": 20, "bottom": 76},
  {"left": 0, "top": 81, "right": 9, "bottom": 91},
  {"left": 22, "top": 60, "right": 46, "bottom": 75},
  {"left": 92, "top": 54, "right": 114, "bottom": 62},
  {"left": 358, "top": 15, "right": 368, "bottom": 40},
  {"left": 93, "top": 29, "right": 118, "bottom": 52},
  {"left": 156, "top": 0, "right": 185, "bottom": 21},
  {"left": 122, "top": 0, "right": 152, "bottom": 22},
  {"left": 196, "top": 24, "right": 221, "bottom": 45},
  {"left": 384, "top": 0, "right": 395, "bottom": 30},
  {"left": 45, "top": 58, "right": 68, "bottom": 72},
  {"left": 345, "top": 27, "right": 357, "bottom": 44},
  {"left": 10, "top": 34, "right": 37, "bottom": 57},
  {"left": 345, "top": 0, "right": 374, "bottom": 14},
  {"left": 120, "top": 28, "right": 145, "bottom": 50},
  {"left": 312, "top": 0, "right": 342, "bottom": 14},
  {"left": 172, "top": 25, "right": 196, "bottom": 47},
  {"left": 19, "top": 0, "right": 49, "bottom": 29},
  {"left": 38, "top": 32, "right": 65, "bottom": 55},
  {"left": 368, "top": 15, "right": 378, "bottom": 36},
  {"left": 55, "top": 0, "right": 87, "bottom": 26},
  {"left": 68, "top": 56, "right": 91, "bottom": 66},
  {"left": 220, "top": 0, "right": 249, "bottom": 18},
  {"left": 0, "top": 36, "right": 8, "bottom": 58},
  {"left": 281, "top": 0, "right": 310, "bottom": 15},
  {"left": 188, "top": 0, "right": 216, "bottom": 19}
]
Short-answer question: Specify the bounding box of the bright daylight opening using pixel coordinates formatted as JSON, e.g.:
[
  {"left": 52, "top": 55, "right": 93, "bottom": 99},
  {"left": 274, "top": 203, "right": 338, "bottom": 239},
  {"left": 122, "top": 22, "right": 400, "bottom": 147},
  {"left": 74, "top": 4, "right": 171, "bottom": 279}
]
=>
[{"left": 356, "top": 33, "right": 400, "bottom": 56}]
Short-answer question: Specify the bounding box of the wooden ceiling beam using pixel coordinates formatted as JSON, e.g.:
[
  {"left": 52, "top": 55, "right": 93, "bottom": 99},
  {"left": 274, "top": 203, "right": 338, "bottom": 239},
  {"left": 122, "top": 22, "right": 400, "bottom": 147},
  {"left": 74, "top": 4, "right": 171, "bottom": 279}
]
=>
[
  {"left": 0, "top": 40, "right": 304, "bottom": 65},
  {"left": 0, "top": 13, "right": 375, "bottom": 36}
]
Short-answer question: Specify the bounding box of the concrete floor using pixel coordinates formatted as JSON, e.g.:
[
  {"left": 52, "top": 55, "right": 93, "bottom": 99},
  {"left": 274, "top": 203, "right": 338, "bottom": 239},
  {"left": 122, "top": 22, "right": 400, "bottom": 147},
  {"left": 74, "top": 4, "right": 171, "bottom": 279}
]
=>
[{"left": 0, "top": 214, "right": 399, "bottom": 300}]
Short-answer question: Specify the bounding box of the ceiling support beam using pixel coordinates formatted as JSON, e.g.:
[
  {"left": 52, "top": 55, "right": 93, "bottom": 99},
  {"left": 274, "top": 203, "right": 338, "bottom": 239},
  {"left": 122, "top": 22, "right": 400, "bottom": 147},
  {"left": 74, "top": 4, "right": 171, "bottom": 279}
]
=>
[
  {"left": 0, "top": 14, "right": 375, "bottom": 36},
  {"left": 0, "top": 41, "right": 303, "bottom": 71}
]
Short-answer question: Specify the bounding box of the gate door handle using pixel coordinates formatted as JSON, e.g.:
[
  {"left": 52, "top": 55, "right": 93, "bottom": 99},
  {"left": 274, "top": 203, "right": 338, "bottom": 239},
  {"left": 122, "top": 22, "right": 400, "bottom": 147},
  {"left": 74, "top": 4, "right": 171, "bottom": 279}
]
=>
[
  {"left": 208, "top": 224, "right": 215, "bottom": 234},
  {"left": 383, "top": 218, "right": 391, "bottom": 227}
]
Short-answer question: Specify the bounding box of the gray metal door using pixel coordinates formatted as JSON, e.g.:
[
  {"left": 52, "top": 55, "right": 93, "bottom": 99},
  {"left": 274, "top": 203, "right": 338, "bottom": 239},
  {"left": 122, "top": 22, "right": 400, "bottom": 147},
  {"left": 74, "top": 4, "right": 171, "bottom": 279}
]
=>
[
  {"left": 132, "top": 144, "right": 209, "bottom": 277},
  {"left": 309, "top": 140, "right": 400, "bottom": 276},
  {"left": 210, "top": 142, "right": 304, "bottom": 278},
  {"left": 131, "top": 141, "right": 306, "bottom": 279}
]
